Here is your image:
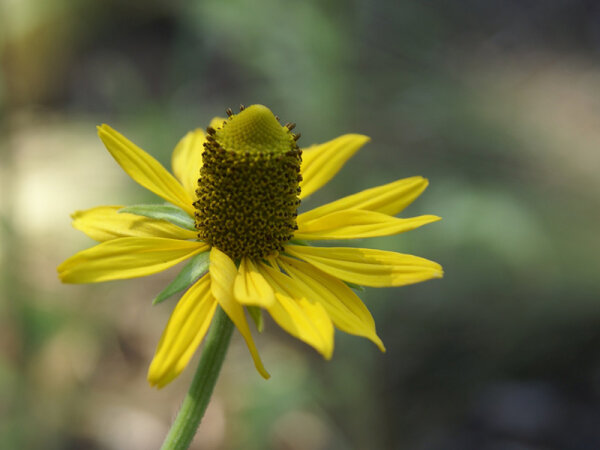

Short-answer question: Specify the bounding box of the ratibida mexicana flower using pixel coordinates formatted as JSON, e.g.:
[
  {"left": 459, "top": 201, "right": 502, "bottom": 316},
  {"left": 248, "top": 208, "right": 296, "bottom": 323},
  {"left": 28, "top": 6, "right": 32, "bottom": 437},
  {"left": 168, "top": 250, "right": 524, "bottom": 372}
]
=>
[{"left": 58, "top": 104, "right": 443, "bottom": 388}]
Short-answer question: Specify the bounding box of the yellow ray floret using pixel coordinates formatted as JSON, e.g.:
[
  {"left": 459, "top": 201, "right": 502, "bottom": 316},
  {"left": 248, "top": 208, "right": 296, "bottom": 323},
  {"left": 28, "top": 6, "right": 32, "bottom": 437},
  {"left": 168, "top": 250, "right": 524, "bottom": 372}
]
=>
[
  {"left": 148, "top": 274, "right": 218, "bottom": 388},
  {"left": 97, "top": 124, "right": 195, "bottom": 215},
  {"left": 259, "top": 262, "right": 334, "bottom": 359},
  {"left": 171, "top": 129, "right": 206, "bottom": 199},
  {"left": 277, "top": 256, "right": 385, "bottom": 352},
  {"left": 72, "top": 205, "right": 197, "bottom": 242},
  {"left": 299, "top": 134, "right": 370, "bottom": 199},
  {"left": 295, "top": 210, "right": 440, "bottom": 240},
  {"left": 298, "top": 176, "right": 430, "bottom": 222},
  {"left": 58, "top": 237, "right": 208, "bottom": 283},
  {"left": 285, "top": 245, "right": 443, "bottom": 288},
  {"left": 209, "top": 247, "right": 270, "bottom": 379},
  {"left": 233, "top": 257, "right": 276, "bottom": 307}
]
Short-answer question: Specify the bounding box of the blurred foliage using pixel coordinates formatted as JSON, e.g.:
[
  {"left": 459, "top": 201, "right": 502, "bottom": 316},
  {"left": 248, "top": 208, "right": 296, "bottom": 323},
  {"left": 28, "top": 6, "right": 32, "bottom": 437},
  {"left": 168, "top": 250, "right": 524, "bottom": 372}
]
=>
[{"left": 2, "top": 0, "right": 600, "bottom": 449}]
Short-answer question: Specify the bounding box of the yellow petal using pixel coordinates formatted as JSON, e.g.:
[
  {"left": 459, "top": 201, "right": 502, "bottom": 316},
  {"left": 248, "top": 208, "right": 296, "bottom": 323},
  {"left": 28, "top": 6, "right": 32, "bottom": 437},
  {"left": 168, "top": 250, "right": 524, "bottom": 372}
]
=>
[
  {"left": 72, "top": 205, "right": 197, "bottom": 242},
  {"left": 97, "top": 124, "right": 195, "bottom": 215},
  {"left": 299, "top": 176, "right": 429, "bottom": 222},
  {"left": 147, "top": 274, "right": 218, "bottom": 388},
  {"left": 259, "top": 262, "right": 334, "bottom": 359},
  {"left": 209, "top": 247, "right": 270, "bottom": 378},
  {"left": 171, "top": 129, "right": 206, "bottom": 199},
  {"left": 285, "top": 245, "right": 443, "bottom": 287},
  {"left": 277, "top": 256, "right": 385, "bottom": 351},
  {"left": 300, "top": 134, "right": 370, "bottom": 199},
  {"left": 233, "top": 257, "right": 276, "bottom": 307},
  {"left": 58, "top": 238, "right": 207, "bottom": 283},
  {"left": 296, "top": 210, "right": 440, "bottom": 240}
]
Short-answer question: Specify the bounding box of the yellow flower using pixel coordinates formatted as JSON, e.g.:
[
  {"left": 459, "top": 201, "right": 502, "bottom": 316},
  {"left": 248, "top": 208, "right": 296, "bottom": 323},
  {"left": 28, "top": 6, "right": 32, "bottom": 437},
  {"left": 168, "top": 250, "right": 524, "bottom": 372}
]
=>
[{"left": 58, "top": 105, "right": 443, "bottom": 388}]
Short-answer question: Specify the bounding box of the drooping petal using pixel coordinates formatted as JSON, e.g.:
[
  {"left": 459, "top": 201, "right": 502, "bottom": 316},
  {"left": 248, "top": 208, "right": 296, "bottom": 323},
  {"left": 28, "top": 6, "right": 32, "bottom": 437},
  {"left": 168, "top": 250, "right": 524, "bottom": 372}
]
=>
[
  {"left": 209, "top": 247, "right": 270, "bottom": 378},
  {"left": 71, "top": 206, "right": 197, "bottom": 242},
  {"left": 299, "top": 134, "right": 370, "bottom": 199},
  {"left": 171, "top": 129, "right": 205, "bottom": 199},
  {"left": 299, "top": 176, "right": 429, "bottom": 222},
  {"left": 259, "top": 262, "right": 334, "bottom": 359},
  {"left": 97, "top": 124, "right": 195, "bottom": 215},
  {"left": 58, "top": 238, "right": 208, "bottom": 283},
  {"left": 285, "top": 245, "right": 443, "bottom": 287},
  {"left": 233, "top": 257, "right": 276, "bottom": 307},
  {"left": 296, "top": 210, "right": 441, "bottom": 240},
  {"left": 277, "top": 256, "right": 385, "bottom": 351},
  {"left": 147, "top": 274, "right": 218, "bottom": 388}
]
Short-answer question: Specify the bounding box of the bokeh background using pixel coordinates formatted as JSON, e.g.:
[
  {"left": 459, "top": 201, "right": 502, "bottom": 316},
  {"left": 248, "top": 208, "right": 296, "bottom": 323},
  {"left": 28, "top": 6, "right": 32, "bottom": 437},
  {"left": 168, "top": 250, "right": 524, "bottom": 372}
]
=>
[{"left": 1, "top": 1, "right": 600, "bottom": 449}]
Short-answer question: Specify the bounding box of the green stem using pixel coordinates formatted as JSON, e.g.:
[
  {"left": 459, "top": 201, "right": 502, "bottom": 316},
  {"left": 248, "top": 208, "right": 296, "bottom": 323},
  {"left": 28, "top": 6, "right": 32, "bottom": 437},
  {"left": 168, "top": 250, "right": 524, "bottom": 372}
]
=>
[{"left": 161, "top": 306, "right": 234, "bottom": 450}]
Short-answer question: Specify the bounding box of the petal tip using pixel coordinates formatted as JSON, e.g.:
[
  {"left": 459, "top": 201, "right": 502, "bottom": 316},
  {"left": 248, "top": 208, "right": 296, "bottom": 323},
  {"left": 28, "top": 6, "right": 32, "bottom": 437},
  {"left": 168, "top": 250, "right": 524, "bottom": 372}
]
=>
[
  {"left": 56, "top": 262, "right": 71, "bottom": 283},
  {"left": 147, "top": 376, "right": 166, "bottom": 389},
  {"left": 410, "top": 176, "right": 429, "bottom": 192},
  {"left": 426, "top": 215, "right": 442, "bottom": 224},
  {"left": 346, "top": 133, "right": 371, "bottom": 148},
  {"left": 258, "top": 367, "right": 271, "bottom": 379},
  {"left": 374, "top": 337, "right": 386, "bottom": 353}
]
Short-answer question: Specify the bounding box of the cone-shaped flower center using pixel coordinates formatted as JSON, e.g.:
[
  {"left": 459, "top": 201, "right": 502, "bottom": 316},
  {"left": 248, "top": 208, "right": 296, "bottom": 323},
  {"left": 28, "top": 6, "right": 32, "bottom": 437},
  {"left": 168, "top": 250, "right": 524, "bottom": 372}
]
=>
[{"left": 194, "top": 105, "right": 302, "bottom": 260}]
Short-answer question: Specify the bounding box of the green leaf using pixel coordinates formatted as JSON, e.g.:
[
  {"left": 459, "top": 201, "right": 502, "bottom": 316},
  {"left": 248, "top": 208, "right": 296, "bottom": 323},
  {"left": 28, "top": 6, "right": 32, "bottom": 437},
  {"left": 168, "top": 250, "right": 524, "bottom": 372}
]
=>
[
  {"left": 153, "top": 252, "right": 210, "bottom": 305},
  {"left": 119, "top": 204, "right": 196, "bottom": 231},
  {"left": 247, "top": 306, "right": 264, "bottom": 332}
]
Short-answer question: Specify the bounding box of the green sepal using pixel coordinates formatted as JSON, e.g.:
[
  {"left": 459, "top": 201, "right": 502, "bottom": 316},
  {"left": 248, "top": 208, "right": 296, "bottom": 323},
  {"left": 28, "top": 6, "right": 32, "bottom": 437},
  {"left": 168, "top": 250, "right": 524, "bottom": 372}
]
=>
[
  {"left": 288, "top": 239, "right": 310, "bottom": 246},
  {"left": 119, "top": 204, "right": 196, "bottom": 231},
  {"left": 247, "top": 306, "right": 264, "bottom": 332},
  {"left": 153, "top": 252, "right": 210, "bottom": 305},
  {"left": 343, "top": 280, "right": 366, "bottom": 292}
]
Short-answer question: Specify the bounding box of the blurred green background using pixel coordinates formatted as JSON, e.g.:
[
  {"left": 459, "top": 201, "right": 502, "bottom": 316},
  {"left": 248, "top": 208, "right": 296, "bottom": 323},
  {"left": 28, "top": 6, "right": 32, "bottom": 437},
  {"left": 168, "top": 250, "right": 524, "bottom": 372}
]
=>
[{"left": 1, "top": 1, "right": 600, "bottom": 449}]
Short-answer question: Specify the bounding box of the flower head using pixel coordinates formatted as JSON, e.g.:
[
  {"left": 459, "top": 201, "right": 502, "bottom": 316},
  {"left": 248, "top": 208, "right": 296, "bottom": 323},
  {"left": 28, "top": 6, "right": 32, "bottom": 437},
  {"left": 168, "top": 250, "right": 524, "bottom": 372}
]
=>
[
  {"left": 58, "top": 105, "right": 443, "bottom": 388},
  {"left": 195, "top": 105, "right": 301, "bottom": 259}
]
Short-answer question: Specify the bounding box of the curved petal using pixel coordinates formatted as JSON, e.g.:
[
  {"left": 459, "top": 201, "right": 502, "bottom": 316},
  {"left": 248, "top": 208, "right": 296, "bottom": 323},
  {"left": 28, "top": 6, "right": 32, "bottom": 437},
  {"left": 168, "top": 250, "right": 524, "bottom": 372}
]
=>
[
  {"left": 259, "top": 262, "right": 334, "bottom": 359},
  {"left": 148, "top": 274, "right": 218, "bottom": 388},
  {"left": 209, "top": 247, "right": 270, "bottom": 378},
  {"left": 71, "top": 206, "right": 197, "bottom": 242},
  {"left": 296, "top": 210, "right": 441, "bottom": 240},
  {"left": 299, "top": 134, "right": 370, "bottom": 199},
  {"left": 171, "top": 129, "right": 206, "bottom": 199},
  {"left": 58, "top": 238, "right": 208, "bottom": 284},
  {"left": 97, "top": 124, "right": 194, "bottom": 215},
  {"left": 299, "top": 176, "right": 429, "bottom": 222},
  {"left": 233, "top": 257, "right": 276, "bottom": 307},
  {"left": 285, "top": 245, "right": 443, "bottom": 287},
  {"left": 277, "top": 256, "right": 385, "bottom": 351}
]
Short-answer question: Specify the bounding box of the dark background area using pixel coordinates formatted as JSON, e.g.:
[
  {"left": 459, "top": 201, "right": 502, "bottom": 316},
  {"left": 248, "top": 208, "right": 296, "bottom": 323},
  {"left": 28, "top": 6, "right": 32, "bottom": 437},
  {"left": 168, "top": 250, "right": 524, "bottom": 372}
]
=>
[{"left": 1, "top": 1, "right": 599, "bottom": 449}]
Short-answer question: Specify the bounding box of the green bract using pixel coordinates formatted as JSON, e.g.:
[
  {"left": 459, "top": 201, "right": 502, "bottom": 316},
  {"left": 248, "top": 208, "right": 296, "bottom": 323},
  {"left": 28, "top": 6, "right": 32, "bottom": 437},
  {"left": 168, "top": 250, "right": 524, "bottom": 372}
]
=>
[
  {"left": 119, "top": 204, "right": 196, "bottom": 231},
  {"left": 153, "top": 252, "right": 211, "bottom": 305}
]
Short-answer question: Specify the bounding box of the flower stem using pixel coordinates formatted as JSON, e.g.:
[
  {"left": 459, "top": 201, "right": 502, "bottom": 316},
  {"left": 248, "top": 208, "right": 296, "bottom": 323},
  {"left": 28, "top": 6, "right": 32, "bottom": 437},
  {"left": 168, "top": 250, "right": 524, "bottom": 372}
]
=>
[{"left": 160, "top": 306, "right": 234, "bottom": 450}]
